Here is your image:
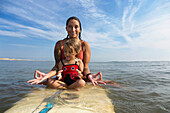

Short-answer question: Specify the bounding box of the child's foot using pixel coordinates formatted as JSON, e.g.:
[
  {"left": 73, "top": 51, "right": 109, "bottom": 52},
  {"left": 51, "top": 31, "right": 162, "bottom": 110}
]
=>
[{"left": 75, "top": 88, "right": 80, "bottom": 91}]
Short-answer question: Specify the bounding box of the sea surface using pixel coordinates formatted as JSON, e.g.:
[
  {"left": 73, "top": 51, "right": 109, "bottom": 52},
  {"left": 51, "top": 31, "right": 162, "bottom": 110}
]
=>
[{"left": 0, "top": 60, "right": 170, "bottom": 113}]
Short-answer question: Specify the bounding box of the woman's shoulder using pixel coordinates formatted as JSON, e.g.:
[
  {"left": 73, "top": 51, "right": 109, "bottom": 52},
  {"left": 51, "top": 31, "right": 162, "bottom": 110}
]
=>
[
  {"left": 81, "top": 40, "right": 90, "bottom": 46},
  {"left": 81, "top": 40, "right": 90, "bottom": 51},
  {"left": 55, "top": 38, "right": 67, "bottom": 47}
]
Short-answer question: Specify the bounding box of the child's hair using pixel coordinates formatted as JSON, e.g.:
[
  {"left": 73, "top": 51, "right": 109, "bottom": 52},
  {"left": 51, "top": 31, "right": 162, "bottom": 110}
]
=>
[{"left": 64, "top": 39, "right": 81, "bottom": 56}]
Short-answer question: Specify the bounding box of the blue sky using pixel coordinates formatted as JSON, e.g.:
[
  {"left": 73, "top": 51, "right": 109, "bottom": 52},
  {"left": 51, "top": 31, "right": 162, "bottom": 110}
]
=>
[{"left": 0, "top": 0, "right": 170, "bottom": 62}]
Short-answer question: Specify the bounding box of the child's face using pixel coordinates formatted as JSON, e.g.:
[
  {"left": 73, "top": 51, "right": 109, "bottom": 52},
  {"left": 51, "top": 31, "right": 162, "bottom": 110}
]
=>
[{"left": 64, "top": 46, "right": 76, "bottom": 61}]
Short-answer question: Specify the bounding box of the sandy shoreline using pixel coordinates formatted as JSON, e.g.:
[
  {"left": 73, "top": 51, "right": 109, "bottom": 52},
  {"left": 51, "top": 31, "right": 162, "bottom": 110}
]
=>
[{"left": 0, "top": 58, "right": 33, "bottom": 61}]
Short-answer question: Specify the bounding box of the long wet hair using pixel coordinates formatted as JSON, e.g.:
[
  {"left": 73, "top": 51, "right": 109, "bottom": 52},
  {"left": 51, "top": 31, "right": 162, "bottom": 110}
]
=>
[{"left": 66, "top": 16, "right": 82, "bottom": 40}]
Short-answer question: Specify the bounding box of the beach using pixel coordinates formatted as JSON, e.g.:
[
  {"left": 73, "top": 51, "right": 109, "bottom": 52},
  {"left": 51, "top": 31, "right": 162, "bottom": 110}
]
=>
[{"left": 0, "top": 58, "right": 33, "bottom": 61}]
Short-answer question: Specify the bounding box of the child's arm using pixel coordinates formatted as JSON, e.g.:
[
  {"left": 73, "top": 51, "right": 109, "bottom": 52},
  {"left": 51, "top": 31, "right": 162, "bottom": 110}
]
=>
[
  {"left": 56, "top": 61, "right": 63, "bottom": 80},
  {"left": 77, "top": 59, "right": 84, "bottom": 78},
  {"left": 78, "top": 59, "right": 84, "bottom": 72}
]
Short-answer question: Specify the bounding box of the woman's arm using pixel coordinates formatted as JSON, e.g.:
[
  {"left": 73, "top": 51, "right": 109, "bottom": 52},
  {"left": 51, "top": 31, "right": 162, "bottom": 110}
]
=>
[
  {"left": 51, "top": 40, "right": 62, "bottom": 71},
  {"left": 27, "top": 39, "right": 64, "bottom": 85},
  {"left": 47, "top": 40, "right": 63, "bottom": 77},
  {"left": 83, "top": 41, "right": 106, "bottom": 86},
  {"left": 82, "top": 41, "right": 91, "bottom": 76}
]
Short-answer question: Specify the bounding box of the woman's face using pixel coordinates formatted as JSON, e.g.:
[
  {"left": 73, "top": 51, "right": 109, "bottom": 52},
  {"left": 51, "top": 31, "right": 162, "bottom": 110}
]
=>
[{"left": 66, "top": 19, "right": 81, "bottom": 38}]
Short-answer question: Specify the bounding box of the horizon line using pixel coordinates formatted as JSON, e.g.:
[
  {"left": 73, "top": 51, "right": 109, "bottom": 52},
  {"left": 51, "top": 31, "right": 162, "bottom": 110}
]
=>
[{"left": 0, "top": 58, "right": 169, "bottom": 62}]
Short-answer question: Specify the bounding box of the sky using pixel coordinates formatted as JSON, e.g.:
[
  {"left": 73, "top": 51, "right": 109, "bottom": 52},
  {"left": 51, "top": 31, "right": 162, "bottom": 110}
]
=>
[{"left": 0, "top": 0, "right": 170, "bottom": 62}]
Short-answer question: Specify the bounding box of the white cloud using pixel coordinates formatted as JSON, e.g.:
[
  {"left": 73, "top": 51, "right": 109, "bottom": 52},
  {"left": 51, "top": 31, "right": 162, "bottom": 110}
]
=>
[
  {"left": 0, "top": 0, "right": 66, "bottom": 41},
  {"left": 76, "top": 0, "right": 170, "bottom": 61},
  {"left": 0, "top": 18, "right": 65, "bottom": 41},
  {"left": 0, "top": 30, "right": 27, "bottom": 37},
  {"left": 83, "top": 30, "right": 122, "bottom": 48},
  {"left": 1, "top": 0, "right": 170, "bottom": 61},
  {"left": 132, "top": 5, "right": 170, "bottom": 51},
  {"left": 79, "top": 0, "right": 170, "bottom": 50},
  {"left": 10, "top": 44, "right": 37, "bottom": 48},
  {"left": 78, "top": 0, "right": 142, "bottom": 47},
  {"left": 115, "top": 0, "right": 121, "bottom": 7}
]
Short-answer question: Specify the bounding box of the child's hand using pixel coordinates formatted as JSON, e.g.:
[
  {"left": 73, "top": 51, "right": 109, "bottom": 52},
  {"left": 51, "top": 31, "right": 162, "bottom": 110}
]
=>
[
  {"left": 76, "top": 69, "right": 83, "bottom": 78},
  {"left": 56, "top": 70, "right": 63, "bottom": 80}
]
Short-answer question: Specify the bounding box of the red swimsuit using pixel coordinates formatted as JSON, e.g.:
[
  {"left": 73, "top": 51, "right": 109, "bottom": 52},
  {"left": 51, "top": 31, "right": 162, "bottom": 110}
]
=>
[{"left": 61, "top": 60, "right": 80, "bottom": 86}]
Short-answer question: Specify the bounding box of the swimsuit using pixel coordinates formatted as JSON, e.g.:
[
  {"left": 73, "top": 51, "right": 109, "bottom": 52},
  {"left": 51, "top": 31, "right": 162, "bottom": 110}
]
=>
[{"left": 61, "top": 60, "right": 80, "bottom": 86}]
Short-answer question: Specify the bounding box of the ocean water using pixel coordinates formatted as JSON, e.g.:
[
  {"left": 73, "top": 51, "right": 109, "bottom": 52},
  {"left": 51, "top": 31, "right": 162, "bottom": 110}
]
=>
[{"left": 0, "top": 60, "right": 170, "bottom": 113}]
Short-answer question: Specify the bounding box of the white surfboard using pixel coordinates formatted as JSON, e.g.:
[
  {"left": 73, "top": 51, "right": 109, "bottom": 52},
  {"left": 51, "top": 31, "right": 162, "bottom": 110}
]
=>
[{"left": 5, "top": 85, "right": 115, "bottom": 113}]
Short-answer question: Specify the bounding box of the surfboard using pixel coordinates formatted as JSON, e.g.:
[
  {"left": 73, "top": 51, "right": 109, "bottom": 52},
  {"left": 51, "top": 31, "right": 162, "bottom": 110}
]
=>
[{"left": 5, "top": 84, "right": 115, "bottom": 113}]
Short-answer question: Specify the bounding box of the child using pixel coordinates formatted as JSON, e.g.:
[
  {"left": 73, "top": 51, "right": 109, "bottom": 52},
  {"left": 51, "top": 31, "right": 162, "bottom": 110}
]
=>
[
  {"left": 57, "top": 38, "right": 84, "bottom": 87},
  {"left": 28, "top": 39, "right": 85, "bottom": 89}
]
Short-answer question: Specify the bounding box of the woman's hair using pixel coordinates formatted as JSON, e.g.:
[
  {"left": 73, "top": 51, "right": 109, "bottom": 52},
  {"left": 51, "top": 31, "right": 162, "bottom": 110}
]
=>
[
  {"left": 64, "top": 38, "right": 81, "bottom": 55},
  {"left": 66, "top": 16, "right": 82, "bottom": 40}
]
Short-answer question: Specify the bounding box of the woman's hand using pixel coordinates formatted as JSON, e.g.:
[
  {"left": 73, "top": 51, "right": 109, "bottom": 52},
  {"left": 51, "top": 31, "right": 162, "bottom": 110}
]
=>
[
  {"left": 88, "top": 72, "right": 106, "bottom": 86},
  {"left": 34, "top": 70, "right": 46, "bottom": 79},
  {"left": 27, "top": 70, "right": 49, "bottom": 85}
]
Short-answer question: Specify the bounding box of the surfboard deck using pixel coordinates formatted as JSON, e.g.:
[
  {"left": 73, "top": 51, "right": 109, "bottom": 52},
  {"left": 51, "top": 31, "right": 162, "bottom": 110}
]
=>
[{"left": 5, "top": 85, "right": 115, "bottom": 113}]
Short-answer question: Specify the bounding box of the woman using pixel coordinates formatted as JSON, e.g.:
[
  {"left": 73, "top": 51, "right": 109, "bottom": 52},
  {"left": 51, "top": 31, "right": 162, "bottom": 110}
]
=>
[{"left": 27, "top": 16, "right": 105, "bottom": 89}]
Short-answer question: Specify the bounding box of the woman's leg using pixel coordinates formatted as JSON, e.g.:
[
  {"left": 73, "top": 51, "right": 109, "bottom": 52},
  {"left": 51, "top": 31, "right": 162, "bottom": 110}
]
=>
[
  {"left": 46, "top": 78, "right": 67, "bottom": 89},
  {"left": 68, "top": 79, "right": 86, "bottom": 89}
]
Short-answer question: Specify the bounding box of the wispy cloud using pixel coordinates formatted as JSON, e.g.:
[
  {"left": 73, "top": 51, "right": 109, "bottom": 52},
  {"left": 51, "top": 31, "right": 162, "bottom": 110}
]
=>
[
  {"left": 10, "top": 44, "right": 37, "bottom": 48},
  {"left": 1, "top": 0, "right": 170, "bottom": 61},
  {"left": 131, "top": 1, "right": 170, "bottom": 51},
  {"left": 114, "top": 0, "right": 121, "bottom": 7},
  {"left": 78, "top": 0, "right": 124, "bottom": 48},
  {"left": 0, "top": 18, "right": 64, "bottom": 41},
  {"left": 78, "top": 0, "right": 143, "bottom": 48},
  {"left": 0, "top": 30, "right": 27, "bottom": 37},
  {"left": 78, "top": 0, "right": 170, "bottom": 52},
  {"left": 0, "top": 0, "right": 66, "bottom": 41}
]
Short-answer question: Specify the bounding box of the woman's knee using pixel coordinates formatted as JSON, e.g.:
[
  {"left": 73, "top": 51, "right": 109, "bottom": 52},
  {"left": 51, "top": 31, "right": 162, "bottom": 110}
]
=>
[{"left": 47, "top": 78, "right": 55, "bottom": 85}]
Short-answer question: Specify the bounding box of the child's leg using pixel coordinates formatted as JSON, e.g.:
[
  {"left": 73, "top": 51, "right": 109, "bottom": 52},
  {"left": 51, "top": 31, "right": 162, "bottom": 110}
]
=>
[
  {"left": 68, "top": 79, "right": 86, "bottom": 89},
  {"left": 46, "top": 78, "right": 67, "bottom": 89},
  {"left": 104, "top": 80, "right": 121, "bottom": 87}
]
